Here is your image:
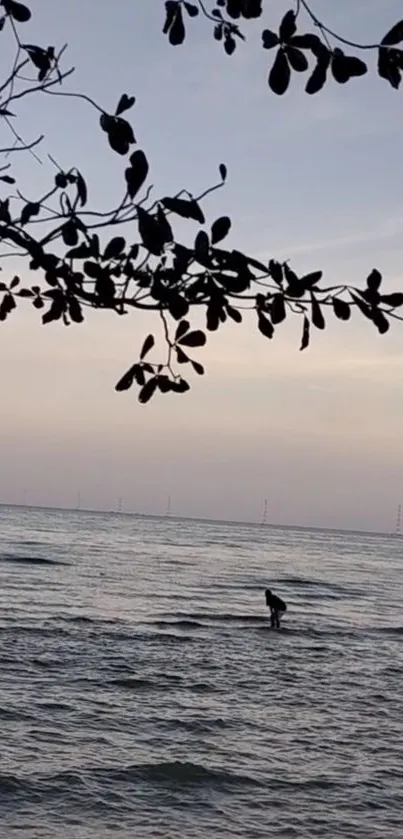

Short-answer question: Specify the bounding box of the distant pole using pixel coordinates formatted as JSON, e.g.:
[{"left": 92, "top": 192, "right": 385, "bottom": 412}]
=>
[
  {"left": 395, "top": 504, "right": 401, "bottom": 535},
  {"left": 165, "top": 494, "right": 172, "bottom": 517},
  {"left": 117, "top": 497, "right": 123, "bottom": 513},
  {"left": 261, "top": 498, "right": 268, "bottom": 526},
  {"left": 76, "top": 492, "right": 81, "bottom": 511}
]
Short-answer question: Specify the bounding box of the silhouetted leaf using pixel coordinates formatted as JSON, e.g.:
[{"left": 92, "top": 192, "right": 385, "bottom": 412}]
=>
[
  {"left": 169, "top": 294, "right": 189, "bottom": 320},
  {"left": 382, "top": 20, "right": 403, "bottom": 46},
  {"left": 279, "top": 10, "right": 296, "bottom": 41},
  {"left": 311, "top": 293, "right": 325, "bottom": 329},
  {"left": 125, "top": 150, "right": 149, "bottom": 199},
  {"left": 194, "top": 230, "right": 210, "bottom": 262},
  {"left": 66, "top": 243, "right": 91, "bottom": 259},
  {"left": 42, "top": 293, "right": 65, "bottom": 324},
  {"left": 75, "top": 171, "right": 87, "bottom": 207},
  {"left": 20, "top": 202, "right": 40, "bottom": 225},
  {"left": 0, "top": 175, "right": 15, "bottom": 184},
  {"left": 0, "top": 293, "right": 16, "bottom": 321},
  {"left": 169, "top": 3, "right": 185, "bottom": 45},
  {"left": 286, "top": 46, "right": 308, "bottom": 72},
  {"left": 62, "top": 220, "right": 78, "bottom": 247},
  {"left": 378, "top": 48, "right": 402, "bottom": 89},
  {"left": 157, "top": 375, "right": 173, "bottom": 393},
  {"left": 269, "top": 260, "right": 283, "bottom": 285},
  {"left": 372, "top": 309, "right": 389, "bottom": 334},
  {"left": 332, "top": 297, "right": 351, "bottom": 320},
  {"left": 139, "top": 377, "right": 158, "bottom": 403},
  {"left": 162, "top": 197, "right": 205, "bottom": 223},
  {"left": 10, "top": 276, "right": 20, "bottom": 289},
  {"left": 115, "top": 365, "right": 137, "bottom": 392},
  {"left": 17, "top": 288, "right": 34, "bottom": 298},
  {"left": 175, "top": 319, "right": 190, "bottom": 341},
  {"left": 226, "top": 304, "right": 242, "bottom": 323},
  {"left": 137, "top": 207, "right": 165, "bottom": 255},
  {"left": 103, "top": 236, "right": 126, "bottom": 261},
  {"left": 68, "top": 297, "right": 84, "bottom": 323},
  {"left": 55, "top": 172, "right": 68, "bottom": 189},
  {"left": 301, "top": 271, "right": 322, "bottom": 289},
  {"left": 367, "top": 268, "right": 382, "bottom": 292},
  {"left": 211, "top": 216, "right": 231, "bottom": 245},
  {"left": 214, "top": 23, "right": 223, "bottom": 41},
  {"left": 83, "top": 261, "right": 101, "bottom": 279},
  {"left": 224, "top": 33, "right": 236, "bottom": 55},
  {"left": 163, "top": 0, "right": 178, "bottom": 33},
  {"left": 331, "top": 49, "right": 367, "bottom": 84},
  {"left": 100, "top": 113, "right": 135, "bottom": 155},
  {"left": 184, "top": 2, "right": 198, "bottom": 17},
  {"left": 300, "top": 315, "right": 310, "bottom": 350},
  {"left": 258, "top": 311, "right": 274, "bottom": 338},
  {"left": 178, "top": 329, "right": 206, "bottom": 347},
  {"left": 3, "top": 0, "right": 31, "bottom": 22},
  {"left": 176, "top": 347, "right": 189, "bottom": 364},
  {"left": 22, "top": 44, "right": 51, "bottom": 78},
  {"left": 306, "top": 54, "right": 329, "bottom": 94},
  {"left": 381, "top": 292, "right": 403, "bottom": 307},
  {"left": 191, "top": 360, "right": 204, "bottom": 376},
  {"left": 269, "top": 48, "right": 290, "bottom": 95},
  {"left": 156, "top": 205, "right": 174, "bottom": 244},
  {"left": 170, "top": 377, "right": 190, "bottom": 393},
  {"left": 350, "top": 293, "right": 373, "bottom": 320},
  {"left": 290, "top": 34, "right": 323, "bottom": 51},
  {"left": 262, "top": 29, "right": 279, "bottom": 49},
  {"left": 270, "top": 293, "right": 286, "bottom": 324},
  {"left": 219, "top": 163, "right": 227, "bottom": 181},
  {"left": 115, "top": 94, "right": 135, "bottom": 116},
  {"left": 140, "top": 333, "right": 155, "bottom": 360}
]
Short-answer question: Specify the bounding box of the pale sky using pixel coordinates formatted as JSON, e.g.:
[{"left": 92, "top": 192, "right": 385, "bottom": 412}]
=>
[{"left": 1, "top": 0, "right": 403, "bottom": 531}]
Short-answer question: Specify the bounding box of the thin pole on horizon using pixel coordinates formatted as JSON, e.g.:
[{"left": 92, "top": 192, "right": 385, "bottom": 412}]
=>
[
  {"left": 117, "top": 497, "right": 123, "bottom": 513},
  {"left": 395, "top": 503, "right": 402, "bottom": 535},
  {"left": 76, "top": 492, "right": 81, "bottom": 511},
  {"left": 261, "top": 498, "right": 268, "bottom": 526},
  {"left": 165, "top": 494, "right": 172, "bottom": 517}
]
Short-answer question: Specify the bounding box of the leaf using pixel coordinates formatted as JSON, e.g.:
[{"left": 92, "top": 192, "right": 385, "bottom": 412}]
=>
[
  {"left": 350, "top": 292, "right": 373, "bottom": 320},
  {"left": 286, "top": 46, "right": 308, "bottom": 73},
  {"left": 156, "top": 205, "right": 174, "bottom": 244},
  {"left": 55, "top": 172, "right": 68, "bottom": 189},
  {"left": 170, "top": 377, "right": 190, "bottom": 394},
  {"left": 184, "top": 2, "right": 198, "bottom": 17},
  {"left": 178, "top": 330, "right": 206, "bottom": 347},
  {"left": 100, "top": 113, "right": 135, "bottom": 155},
  {"left": 219, "top": 163, "right": 227, "bottom": 181},
  {"left": 176, "top": 347, "right": 189, "bottom": 364},
  {"left": 62, "top": 220, "right": 78, "bottom": 247},
  {"left": 115, "top": 365, "right": 137, "bottom": 392},
  {"left": 367, "top": 269, "right": 382, "bottom": 292},
  {"left": 10, "top": 276, "right": 20, "bottom": 289},
  {"left": 168, "top": 294, "right": 189, "bottom": 320},
  {"left": 66, "top": 243, "right": 91, "bottom": 260},
  {"left": 42, "top": 295, "right": 65, "bottom": 324},
  {"left": 138, "top": 377, "right": 158, "bottom": 404},
  {"left": 162, "top": 196, "right": 205, "bottom": 223},
  {"left": 311, "top": 293, "right": 325, "bottom": 329},
  {"left": 300, "top": 315, "right": 310, "bottom": 351},
  {"left": 332, "top": 298, "right": 351, "bottom": 320},
  {"left": 125, "top": 150, "right": 149, "bottom": 199},
  {"left": 20, "top": 202, "right": 40, "bottom": 225},
  {"left": 4, "top": 0, "right": 31, "bottom": 22},
  {"left": 163, "top": 0, "right": 178, "bottom": 33},
  {"left": 301, "top": 271, "right": 322, "bottom": 289},
  {"left": 137, "top": 207, "right": 165, "bottom": 255},
  {"left": 378, "top": 47, "right": 402, "bottom": 89},
  {"left": 17, "top": 288, "right": 34, "bottom": 298},
  {"left": 115, "top": 94, "right": 136, "bottom": 116},
  {"left": 372, "top": 309, "right": 389, "bottom": 335},
  {"left": 191, "top": 360, "right": 204, "bottom": 376},
  {"left": 75, "top": 171, "right": 88, "bottom": 207},
  {"left": 382, "top": 21, "right": 403, "bottom": 46},
  {"left": 68, "top": 297, "right": 84, "bottom": 323},
  {"left": 331, "top": 50, "right": 367, "bottom": 84},
  {"left": 175, "top": 319, "right": 190, "bottom": 341},
  {"left": 279, "top": 10, "right": 296, "bottom": 42},
  {"left": 258, "top": 311, "right": 274, "bottom": 339},
  {"left": 169, "top": 3, "right": 185, "bottom": 45},
  {"left": 0, "top": 175, "right": 15, "bottom": 184},
  {"left": 381, "top": 292, "right": 403, "bottom": 307},
  {"left": 224, "top": 34, "right": 236, "bottom": 55},
  {"left": 306, "top": 54, "right": 329, "bottom": 94},
  {"left": 270, "top": 293, "right": 286, "bottom": 324},
  {"left": 140, "top": 334, "right": 155, "bottom": 360},
  {"left": 269, "top": 48, "right": 291, "bottom": 95},
  {"left": 262, "top": 29, "right": 279, "bottom": 49},
  {"left": 268, "top": 260, "right": 283, "bottom": 285},
  {"left": 103, "top": 236, "right": 126, "bottom": 261},
  {"left": 194, "top": 230, "right": 210, "bottom": 261},
  {"left": 211, "top": 216, "right": 231, "bottom": 245},
  {"left": 226, "top": 304, "right": 242, "bottom": 323}
]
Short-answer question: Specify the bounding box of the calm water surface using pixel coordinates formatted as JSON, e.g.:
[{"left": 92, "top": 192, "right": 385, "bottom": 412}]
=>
[{"left": 0, "top": 506, "right": 402, "bottom": 838}]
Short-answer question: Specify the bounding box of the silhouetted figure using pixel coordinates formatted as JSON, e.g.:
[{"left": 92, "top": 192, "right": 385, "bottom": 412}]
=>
[{"left": 265, "top": 589, "right": 287, "bottom": 628}]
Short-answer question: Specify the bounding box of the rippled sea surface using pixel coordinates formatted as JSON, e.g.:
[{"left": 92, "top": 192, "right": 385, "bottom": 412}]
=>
[{"left": 1, "top": 505, "right": 403, "bottom": 838}]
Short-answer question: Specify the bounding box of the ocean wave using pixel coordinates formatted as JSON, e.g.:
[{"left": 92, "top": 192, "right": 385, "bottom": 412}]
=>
[
  {"left": 152, "top": 619, "right": 203, "bottom": 630},
  {"left": 164, "top": 611, "right": 267, "bottom": 625},
  {"left": 0, "top": 554, "right": 66, "bottom": 567}
]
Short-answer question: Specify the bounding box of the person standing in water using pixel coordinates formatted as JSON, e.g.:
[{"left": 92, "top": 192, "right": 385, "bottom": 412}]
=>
[{"left": 265, "top": 589, "right": 287, "bottom": 628}]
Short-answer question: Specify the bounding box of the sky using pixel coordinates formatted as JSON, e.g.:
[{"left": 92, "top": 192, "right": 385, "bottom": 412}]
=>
[{"left": 1, "top": 0, "right": 403, "bottom": 531}]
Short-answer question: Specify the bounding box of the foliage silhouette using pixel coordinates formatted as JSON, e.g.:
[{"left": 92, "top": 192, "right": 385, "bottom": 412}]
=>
[{"left": 1, "top": 1, "right": 403, "bottom": 402}]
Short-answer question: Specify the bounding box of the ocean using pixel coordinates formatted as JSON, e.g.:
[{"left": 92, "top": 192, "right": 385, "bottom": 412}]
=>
[{"left": 0, "top": 505, "right": 402, "bottom": 839}]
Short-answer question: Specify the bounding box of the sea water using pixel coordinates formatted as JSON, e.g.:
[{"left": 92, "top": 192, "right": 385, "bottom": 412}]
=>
[{"left": 0, "top": 505, "right": 402, "bottom": 838}]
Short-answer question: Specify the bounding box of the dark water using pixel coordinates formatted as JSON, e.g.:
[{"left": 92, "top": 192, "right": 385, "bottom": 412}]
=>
[{"left": 0, "top": 506, "right": 402, "bottom": 838}]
